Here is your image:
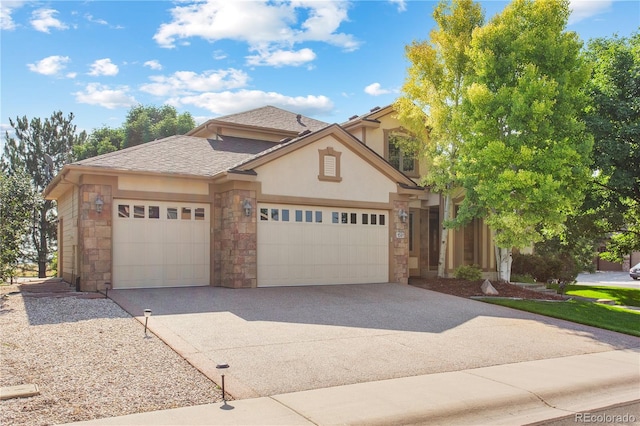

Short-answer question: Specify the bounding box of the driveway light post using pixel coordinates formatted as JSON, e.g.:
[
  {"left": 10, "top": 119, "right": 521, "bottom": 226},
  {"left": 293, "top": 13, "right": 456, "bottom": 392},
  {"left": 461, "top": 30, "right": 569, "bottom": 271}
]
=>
[
  {"left": 143, "top": 309, "right": 151, "bottom": 336},
  {"left": 104, "top": 282, "right": 111, "bottom": 299},
  {"left": 216, "top": 363, "right": 230, "bottom": 402}
]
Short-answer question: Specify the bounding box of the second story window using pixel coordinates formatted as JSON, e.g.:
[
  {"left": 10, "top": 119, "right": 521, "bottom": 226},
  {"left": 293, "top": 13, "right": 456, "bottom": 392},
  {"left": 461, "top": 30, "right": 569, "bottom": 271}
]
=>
[{"left": 387, "top": 132, "right": 417, "bottom": 175}]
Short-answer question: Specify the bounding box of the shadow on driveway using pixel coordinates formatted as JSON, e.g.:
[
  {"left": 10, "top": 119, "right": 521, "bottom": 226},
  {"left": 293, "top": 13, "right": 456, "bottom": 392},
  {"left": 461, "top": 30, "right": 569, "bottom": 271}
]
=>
[{"left": 108, "top": 283, "right": 640, "bottom": 398}]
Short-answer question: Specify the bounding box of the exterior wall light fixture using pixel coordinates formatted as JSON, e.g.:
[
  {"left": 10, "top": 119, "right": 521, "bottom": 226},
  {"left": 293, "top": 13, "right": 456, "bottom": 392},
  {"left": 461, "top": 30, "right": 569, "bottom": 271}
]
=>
[
  {"left": 95, "top": 195, "right": 104, "bottom": 214},
  {"left": 399, "top": 209, "right": 408, "bottom": 223},
  {"left": 243, "top": 199, "right": 252, "bottom": 217}
]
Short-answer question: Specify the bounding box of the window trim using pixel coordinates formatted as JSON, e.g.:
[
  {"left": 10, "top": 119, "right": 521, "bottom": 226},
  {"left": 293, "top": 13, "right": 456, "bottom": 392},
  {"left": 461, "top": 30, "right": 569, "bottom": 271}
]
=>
[{"left": 318, "top": 147, "right": 343, "bottom": 182}]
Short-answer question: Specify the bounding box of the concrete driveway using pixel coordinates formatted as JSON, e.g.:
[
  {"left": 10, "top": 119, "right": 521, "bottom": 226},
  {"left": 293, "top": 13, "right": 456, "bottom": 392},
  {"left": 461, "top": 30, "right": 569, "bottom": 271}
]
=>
[
  {"left": 577, "top": 271, "right": 640, "bottom": 289},
  {"left": 109, "top": 283, "right": 640, "bottom": 399}
]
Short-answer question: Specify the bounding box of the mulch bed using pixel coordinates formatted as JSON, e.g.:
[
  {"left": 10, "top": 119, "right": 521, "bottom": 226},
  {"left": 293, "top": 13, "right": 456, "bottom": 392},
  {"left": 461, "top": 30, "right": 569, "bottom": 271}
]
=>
[{"left": 409, "top": 277, "right": 566, "bottom": 301}]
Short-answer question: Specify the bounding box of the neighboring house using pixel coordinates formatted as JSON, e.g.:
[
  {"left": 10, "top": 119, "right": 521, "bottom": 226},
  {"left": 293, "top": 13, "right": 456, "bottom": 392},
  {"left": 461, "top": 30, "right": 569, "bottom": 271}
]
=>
[{"left": 44, "top": 105, "right": 496, "bottom": 291}]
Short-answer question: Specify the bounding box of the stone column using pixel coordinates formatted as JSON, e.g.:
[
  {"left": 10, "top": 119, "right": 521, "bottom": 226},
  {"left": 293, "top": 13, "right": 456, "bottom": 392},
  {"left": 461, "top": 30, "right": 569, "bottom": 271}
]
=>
[
  {"left": 392, "top": 199, "right": 410, "bottom": 284},
  {"left": 78, "top": 184, "right": 112, "bottom": 292},
  {"left": 214, "top": 188, "right": 257, "bottom": 288}
]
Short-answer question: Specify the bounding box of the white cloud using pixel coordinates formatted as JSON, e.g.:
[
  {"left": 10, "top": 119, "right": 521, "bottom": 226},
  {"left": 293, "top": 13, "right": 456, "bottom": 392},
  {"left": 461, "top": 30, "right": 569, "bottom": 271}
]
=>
[
  {"left": 153, "top": 0, "right": 359, "bottom": 66},
  {"left": 246, "top": 48, "right": 317, "bottom": 67},
  {"left": 140, "top": 68, "right": 249, "bottom": 96},
  {"left": 27, "top": 55, "right": 70, "bottom": 75},
  {"left": 88, "top": 58, "right": 119, "bottom": 76},
  {"left": 74, "top": 83, "right": 137, "bottom": 109},
  {"left": 144, "top": 60, "right": 163, "bottom": 70},
  {"left": 389, "top": 0, "right": 407, "bottom": 13},
  {"left": 66, "top": 72, "right": 77, "bottom": 79},
  {"left": 85, "top": 14, "right": 108, "bottom": 26},
  {"left": 31, "top": 8, "right": 68, "bottom": 33},
  {"left": 568, "top": 0, "right": 612, "bottom": 25},
  {"left": 213, "top": 50, "right": 227, "bottom": 60},
  {"left": 1, "top": 1, "right": 27, "bottom": 30},
  {"left": 170, "top": 89, "right": 333, "bottom": 117},
  {"left": 364, "top": 82, "right": 391, "bottom": 96}
]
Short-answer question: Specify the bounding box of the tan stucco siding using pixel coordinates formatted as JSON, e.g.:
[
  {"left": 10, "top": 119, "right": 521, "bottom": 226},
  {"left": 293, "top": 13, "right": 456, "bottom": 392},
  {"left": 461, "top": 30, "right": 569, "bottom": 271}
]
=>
[
  {"left": 118, "top": 175, "right": 209, "bottom": 195},
  {"left": 57, "top": 187, "right": 78, "bottom": 281},
  {"left": 256, "top": 135, "right": 397, "bottom": 203}
]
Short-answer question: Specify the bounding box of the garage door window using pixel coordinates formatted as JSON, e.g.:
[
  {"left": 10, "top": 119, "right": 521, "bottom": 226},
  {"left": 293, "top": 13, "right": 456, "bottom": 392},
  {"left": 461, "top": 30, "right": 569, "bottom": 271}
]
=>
[
  {"left": 195, "top": 208, "right": 205, "bottom": 220},
  {"left": 149, "top": 206, "right": 160, "bottom": 219},
  {"left": 118, "top": 205, "right": 130, "bottom": 218},
  {"left": 134, "top": 205, "right": 145, "bottom": 218},
  {"left": 271, "top": 209, "right": 279, "bottom": 221},
  {"left": 282, "top": 209, "right": 290, "bottom": 221},
  {"left": 167, "top": 208, "right": 178, "bottom": 219},
  {"left": 182, "top": 208, "right": 191, "bottom": 220}
]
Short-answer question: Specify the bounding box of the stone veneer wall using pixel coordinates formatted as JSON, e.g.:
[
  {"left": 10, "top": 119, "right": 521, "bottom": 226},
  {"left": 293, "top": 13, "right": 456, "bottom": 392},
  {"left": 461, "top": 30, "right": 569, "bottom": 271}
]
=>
[
  {"left": 392, "top": 199, "right": 410, "bottom": 284},
  {"left": 214, "top": 189, "right": 257, "bottom": 288},
  {"left": 78, "top": 184, "right": 112, "bottom": 292}
]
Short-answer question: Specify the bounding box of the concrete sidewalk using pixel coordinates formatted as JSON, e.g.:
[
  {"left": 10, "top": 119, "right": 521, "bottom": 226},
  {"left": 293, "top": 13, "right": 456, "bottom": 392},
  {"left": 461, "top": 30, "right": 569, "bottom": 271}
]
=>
[{"left": 67, "top": 348, "right": 639, "bottom": 426}]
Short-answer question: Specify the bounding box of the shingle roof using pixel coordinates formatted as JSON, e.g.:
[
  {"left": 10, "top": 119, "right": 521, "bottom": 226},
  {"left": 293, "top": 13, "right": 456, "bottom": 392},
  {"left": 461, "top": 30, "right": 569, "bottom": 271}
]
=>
[
  {"left": 214, "top": 105, "right": 329, "bottom": 133},
  {"left": 73, "top": 135, "right": 276, "bottom": 177},
  {"left": 341, "top": 104, "right": 392, "bottom": 126}
]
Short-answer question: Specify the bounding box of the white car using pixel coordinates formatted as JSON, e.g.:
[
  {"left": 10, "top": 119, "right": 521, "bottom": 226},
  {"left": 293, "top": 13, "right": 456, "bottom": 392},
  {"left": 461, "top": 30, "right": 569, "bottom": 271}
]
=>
[{"left": 631, "top": 262, "right": 640, "bottom": 280}]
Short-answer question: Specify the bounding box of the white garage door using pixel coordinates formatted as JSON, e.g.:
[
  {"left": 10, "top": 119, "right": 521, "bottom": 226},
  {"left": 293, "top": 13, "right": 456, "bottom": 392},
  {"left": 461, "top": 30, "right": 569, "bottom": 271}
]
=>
[
  {"left": 257, "top": 204, "right": 389, "bottom": 287},
  {"left": 112, "top": 200, "right": 210, "bottom": 289}
]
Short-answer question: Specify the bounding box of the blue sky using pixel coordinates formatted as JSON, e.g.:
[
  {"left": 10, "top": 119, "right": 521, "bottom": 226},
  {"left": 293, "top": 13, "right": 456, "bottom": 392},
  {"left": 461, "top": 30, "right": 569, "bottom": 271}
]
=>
[{"left": 1, "top": 0, "right": 639, "bottom": 148}]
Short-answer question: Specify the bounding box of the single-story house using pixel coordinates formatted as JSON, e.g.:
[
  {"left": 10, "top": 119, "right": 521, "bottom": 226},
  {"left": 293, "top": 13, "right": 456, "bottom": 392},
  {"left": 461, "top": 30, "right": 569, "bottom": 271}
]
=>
[{"left": 44, "top": 105, "right": 497, "bottom": 291}]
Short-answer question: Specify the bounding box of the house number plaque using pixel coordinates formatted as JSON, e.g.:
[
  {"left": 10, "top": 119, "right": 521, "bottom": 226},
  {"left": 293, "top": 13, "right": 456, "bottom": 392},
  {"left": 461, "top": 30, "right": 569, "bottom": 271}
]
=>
[{"left": 396, "top": 231, "right": 405, "bottom": 239}]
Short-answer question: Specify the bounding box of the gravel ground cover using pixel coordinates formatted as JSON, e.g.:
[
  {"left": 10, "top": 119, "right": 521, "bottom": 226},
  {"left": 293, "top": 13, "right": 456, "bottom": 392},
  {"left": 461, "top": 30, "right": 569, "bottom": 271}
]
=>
[{"left": 0, "top": 285, "right": 221, "bottom": 426}]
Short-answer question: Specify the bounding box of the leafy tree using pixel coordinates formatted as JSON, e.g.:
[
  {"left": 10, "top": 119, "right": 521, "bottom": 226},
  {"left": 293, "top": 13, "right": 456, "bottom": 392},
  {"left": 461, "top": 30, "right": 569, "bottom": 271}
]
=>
[
  {"left": 582, "top": 32, "right": 640, "bottom": 262},
  {"left": 73, "top": 126, "right": 124, "bottom": 160},
  {"left": 124, "top": 105, "right": 195, "bottom": 148},
  {"left": 458, "top": 0, "right": 592, "bottom": 281},
  {"left": 1, "top": 111, "right": 87, "bottom": 278},
  {"left": 395, "top": 0, "right": 484, "bottom": 277},
  {"left": 0, "top": 170, "right": 37, "bottom": 283}
]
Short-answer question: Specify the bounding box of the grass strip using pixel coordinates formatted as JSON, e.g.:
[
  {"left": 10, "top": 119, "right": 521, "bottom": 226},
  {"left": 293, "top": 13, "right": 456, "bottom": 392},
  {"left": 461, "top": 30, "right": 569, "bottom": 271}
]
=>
[{"left": 484, "top": 299, "right": 640, "bottom": 337}]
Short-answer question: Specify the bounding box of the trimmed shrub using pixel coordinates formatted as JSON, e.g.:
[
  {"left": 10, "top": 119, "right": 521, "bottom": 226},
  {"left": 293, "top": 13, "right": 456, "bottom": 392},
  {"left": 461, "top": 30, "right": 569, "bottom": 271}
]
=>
[
  {"left": 454, "top": 264, "right": 482, "bottom": 280},
  {"left": 512, "top": 252, "right": 578, "bottom": 285},
  {"left": 510, "top": 273, "right": 536, "bottom": 284}
]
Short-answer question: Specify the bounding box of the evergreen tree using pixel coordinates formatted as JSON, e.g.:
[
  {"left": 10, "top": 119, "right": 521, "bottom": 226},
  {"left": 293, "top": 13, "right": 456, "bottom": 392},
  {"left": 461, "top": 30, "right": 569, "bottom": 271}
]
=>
[{"left": 1, "top": 111, "right": 87, "bottom": 277}]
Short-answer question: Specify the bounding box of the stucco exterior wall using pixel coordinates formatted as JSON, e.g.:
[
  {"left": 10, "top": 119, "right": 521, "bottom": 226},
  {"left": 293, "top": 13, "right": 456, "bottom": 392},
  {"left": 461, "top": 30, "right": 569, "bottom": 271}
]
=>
[
  {"left": 118, "top": 175, "right": 209, "bottom": 195},
  {"left": 256, "top": 135, "right": 397, "bottom": 203}
]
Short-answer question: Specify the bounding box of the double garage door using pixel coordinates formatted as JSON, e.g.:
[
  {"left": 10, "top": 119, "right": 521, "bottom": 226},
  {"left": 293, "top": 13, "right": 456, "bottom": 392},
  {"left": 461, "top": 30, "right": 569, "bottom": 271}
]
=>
[
  {"left": 112, "top": 200, "right": 210, "bottom": 289},
  {"left": 257, "top": 203, "right": 389, "bottom": 287},
  {"left": 112, "top": 200, "right": 387, "bottom": 288}
]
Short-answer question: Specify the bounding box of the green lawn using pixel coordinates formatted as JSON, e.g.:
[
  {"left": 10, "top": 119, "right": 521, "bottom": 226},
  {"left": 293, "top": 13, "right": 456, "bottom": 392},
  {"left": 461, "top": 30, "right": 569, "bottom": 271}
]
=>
[
  {"left": 548, "top": 284, "right": 640, "bottom": 307},
  {"left": 484, "top": 299, "right": 640, "bottom": 337}
]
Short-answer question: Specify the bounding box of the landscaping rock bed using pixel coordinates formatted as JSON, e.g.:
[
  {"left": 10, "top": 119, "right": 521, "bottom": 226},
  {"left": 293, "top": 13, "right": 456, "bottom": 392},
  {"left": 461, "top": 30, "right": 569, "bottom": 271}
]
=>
[
  {"left": 0, "top": 281, "right": 221, "bottom": 426},
  {"left": 410, "top": 277, "right": 566, "bottom": 300}
]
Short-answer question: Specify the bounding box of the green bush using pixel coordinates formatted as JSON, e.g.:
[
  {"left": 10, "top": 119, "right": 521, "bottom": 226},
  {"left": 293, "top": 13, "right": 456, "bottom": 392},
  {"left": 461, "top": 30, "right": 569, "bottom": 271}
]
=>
[
  {"left": 510, "top": 273, "right": 536, "bottom": 284},
  {"left": 512, "top": 252, "right": 578, "bottom": 284},
  {"left": 454, "top": 264, "right": 482, "bottom": 280},
  {"left": 50, "top": 252, "right": 58, "bottom": 275}
]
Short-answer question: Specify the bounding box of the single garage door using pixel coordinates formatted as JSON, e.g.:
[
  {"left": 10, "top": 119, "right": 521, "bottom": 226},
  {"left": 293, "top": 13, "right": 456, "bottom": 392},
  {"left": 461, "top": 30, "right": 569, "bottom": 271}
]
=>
[
  {"left": 112, "top": 200, "right": 210, "bottom": 289},
  {"left": 257, "top": 203, "right": 388, "bottom": 287}
]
